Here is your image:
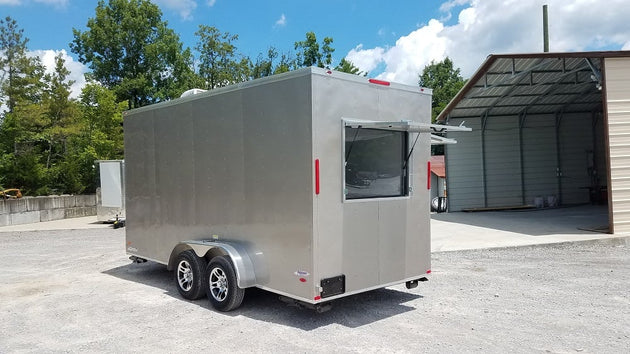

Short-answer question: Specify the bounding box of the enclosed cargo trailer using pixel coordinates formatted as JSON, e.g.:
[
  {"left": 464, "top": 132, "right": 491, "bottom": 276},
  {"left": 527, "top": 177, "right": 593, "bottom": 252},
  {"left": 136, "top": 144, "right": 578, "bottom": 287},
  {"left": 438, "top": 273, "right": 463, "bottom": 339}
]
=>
[{"left": 124, "top": 67, "right": 468, "bottom": 311}]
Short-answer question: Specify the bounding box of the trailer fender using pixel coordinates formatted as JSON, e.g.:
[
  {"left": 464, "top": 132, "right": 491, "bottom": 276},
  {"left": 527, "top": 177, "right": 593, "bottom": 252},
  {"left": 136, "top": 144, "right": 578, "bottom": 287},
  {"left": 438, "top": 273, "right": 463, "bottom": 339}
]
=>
[{"left": 169, "top": 240, "right": 259, "bottom": 289}]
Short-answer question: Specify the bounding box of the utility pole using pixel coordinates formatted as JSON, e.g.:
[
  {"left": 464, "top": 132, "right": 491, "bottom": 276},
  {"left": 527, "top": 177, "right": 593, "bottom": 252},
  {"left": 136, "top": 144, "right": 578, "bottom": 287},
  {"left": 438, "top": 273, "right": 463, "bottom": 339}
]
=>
[{"left": 543, "top": 5, "right": 549, "bottom": 52}]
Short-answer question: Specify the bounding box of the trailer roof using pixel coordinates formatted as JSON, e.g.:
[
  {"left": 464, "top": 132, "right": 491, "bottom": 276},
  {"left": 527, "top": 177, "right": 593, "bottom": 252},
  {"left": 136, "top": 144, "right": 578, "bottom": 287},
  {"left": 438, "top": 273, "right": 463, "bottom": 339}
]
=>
[
  {"left": 124, "top": 67, "right": 432, "bottom": 117},
  {"left": 436, "top": 51, "right": 630, "bottom": 122}
]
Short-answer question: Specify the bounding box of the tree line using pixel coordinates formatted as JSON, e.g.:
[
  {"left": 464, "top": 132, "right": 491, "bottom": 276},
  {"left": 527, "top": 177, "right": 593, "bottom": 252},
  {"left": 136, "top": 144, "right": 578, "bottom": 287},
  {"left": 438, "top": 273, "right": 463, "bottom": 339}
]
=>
[
  {"left": 0, "top": 0, "right": 463, "bottom": 196},
  {"left": 0, "top": 0, "right": 363, "bottom": 195}
]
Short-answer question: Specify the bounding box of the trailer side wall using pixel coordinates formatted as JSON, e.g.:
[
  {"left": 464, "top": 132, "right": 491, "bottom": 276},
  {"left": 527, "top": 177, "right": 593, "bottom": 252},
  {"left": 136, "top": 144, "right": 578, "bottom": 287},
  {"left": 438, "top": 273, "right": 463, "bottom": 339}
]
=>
[{"left": 125, "top": 72, "right": 315, "bottom": 299}]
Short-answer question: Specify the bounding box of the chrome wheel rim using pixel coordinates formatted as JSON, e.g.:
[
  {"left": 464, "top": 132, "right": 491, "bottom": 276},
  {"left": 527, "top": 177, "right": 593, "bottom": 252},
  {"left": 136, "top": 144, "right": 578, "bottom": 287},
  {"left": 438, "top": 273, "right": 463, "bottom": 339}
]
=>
[
  {"left": 177, "top": 260, "right": 193, "bottom": 291},
  {"left": 209, "top": 267, "right": 228, "bottom": 302}
]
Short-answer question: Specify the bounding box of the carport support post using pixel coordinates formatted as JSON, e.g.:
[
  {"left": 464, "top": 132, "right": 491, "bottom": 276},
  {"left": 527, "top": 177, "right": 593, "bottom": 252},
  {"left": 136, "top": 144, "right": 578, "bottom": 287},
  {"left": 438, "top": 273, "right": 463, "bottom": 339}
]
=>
[
  {"left": 481, "top": 112, "right": 489, "bottom": 208},
  {"left": 543, "top": 5, "right": 549, "bottom": 52},
  {"left": 555, "top": 111, "right": 564, "bottom": 205},
  {"left": 519, "top": 112, "right": 527, "bottom": 205}
]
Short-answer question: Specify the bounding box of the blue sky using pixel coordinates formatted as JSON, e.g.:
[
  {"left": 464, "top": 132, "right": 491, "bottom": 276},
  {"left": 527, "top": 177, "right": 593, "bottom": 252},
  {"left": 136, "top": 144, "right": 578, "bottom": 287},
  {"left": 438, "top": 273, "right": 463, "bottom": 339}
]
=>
[{"left": 2, "top": 0, "right": 630, "bottom": 95}]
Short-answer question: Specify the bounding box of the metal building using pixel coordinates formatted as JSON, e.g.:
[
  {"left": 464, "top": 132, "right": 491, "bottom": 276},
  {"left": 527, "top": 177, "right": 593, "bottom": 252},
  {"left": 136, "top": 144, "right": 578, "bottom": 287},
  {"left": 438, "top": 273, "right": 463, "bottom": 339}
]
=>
[{"left": 438, "top": 51, "right": 630, "bottom": 234}]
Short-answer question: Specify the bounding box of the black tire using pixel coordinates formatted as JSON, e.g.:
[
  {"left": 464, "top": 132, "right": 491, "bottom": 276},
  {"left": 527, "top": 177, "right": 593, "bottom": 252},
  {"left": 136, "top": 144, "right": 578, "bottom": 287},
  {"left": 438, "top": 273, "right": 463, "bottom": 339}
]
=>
[
  {"left": 206, "top": 256, "right": 245, "bottom": 312},
  {"left": 173, "top": 250, "right": 208, "bottom": 300}
]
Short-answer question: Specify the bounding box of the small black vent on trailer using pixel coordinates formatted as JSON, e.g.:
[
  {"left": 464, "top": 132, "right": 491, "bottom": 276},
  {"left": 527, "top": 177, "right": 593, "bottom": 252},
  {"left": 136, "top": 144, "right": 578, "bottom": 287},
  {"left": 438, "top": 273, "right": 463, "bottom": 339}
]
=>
[{"left": 320, "top": 275, "right": 345, "bottom": 298}]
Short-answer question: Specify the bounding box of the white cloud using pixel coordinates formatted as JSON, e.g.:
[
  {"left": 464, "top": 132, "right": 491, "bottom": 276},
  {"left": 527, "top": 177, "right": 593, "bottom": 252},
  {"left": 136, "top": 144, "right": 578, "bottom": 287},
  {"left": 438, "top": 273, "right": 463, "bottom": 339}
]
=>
[
  {"left": 207, "top": 0, "right": 216, "bottom": 6},
  {"left": 346, "top": 44, "right": 385, "bottom": 73},
  {"left": 153, "top": 0, "right": 197, "bottom": 20},
  {"left": 0, "top": 0, "right": 21, "bottom": 5},
  {"left": 439, "top": 0, "right": 469, "bottom": 21},
  {"left": 346, "top": 0, "right": 630, "bottom": 85},
  {"left": 30, "top": 49, "right": 88, "bottom": 99},
  {"left": 275, "top": 13, "right": 286, "bottom": 27}
]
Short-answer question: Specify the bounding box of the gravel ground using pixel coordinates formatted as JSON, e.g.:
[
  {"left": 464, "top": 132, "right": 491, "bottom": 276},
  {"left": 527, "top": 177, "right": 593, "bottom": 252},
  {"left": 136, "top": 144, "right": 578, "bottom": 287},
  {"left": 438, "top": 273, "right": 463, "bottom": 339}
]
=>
[{"left": 0, "top": 228, "right": 628, "bottom": 353}]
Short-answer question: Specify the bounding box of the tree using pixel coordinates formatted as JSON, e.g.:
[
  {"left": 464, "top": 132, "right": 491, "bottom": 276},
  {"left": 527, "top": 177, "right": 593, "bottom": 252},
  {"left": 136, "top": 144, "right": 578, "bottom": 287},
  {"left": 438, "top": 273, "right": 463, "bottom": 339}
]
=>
[
  {"left": 294, "top": 32, "right": 334, "bottom": 68},
  {"left": 0, "top": 17, "right": 49, "bottom": 194},
  {"left": 335, "top": 58, "right": 366, "bottom": 76},
  {"left": 418, "top": 57, "right": 466, "bottom": 122},
  {"left": 273, "top": 52, "right": 297, "bottom": 74},
  {"left": 249, "top": 47, "right": 298, "bottom": 79},
  {"left": 0, "top": 16, "right": 45, "bottom": 114},
  {"left": 195, "top": 25, "right": 249, "bottom": 89},
  {"left": 0, "top": 16, "right": 28, "bottom": 113},
  {"left": 250, "top": 47, "right": 277, "bottom": 79},
  {"left": 71, "top": 0, "right": 196, "bottom": 108},
  {"left": 42, "top": 53, "right": 79, "bottom": 169},
  {"left": 40, "top": 53, "right": 83, "bottom": 193},
  {"left": 66, "top": 83, "right": 126, "bottom": 193}
]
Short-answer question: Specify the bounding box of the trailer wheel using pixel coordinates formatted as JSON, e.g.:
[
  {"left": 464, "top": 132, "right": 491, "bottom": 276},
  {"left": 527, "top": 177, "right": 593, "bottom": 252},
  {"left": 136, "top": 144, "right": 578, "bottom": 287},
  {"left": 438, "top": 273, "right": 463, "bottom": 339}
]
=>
[
  {"left": 174, "top": 250, "right": 207, "bottom": 300},
  {"left": 206, "top": 256, "right": 245, "bottom": 311}
]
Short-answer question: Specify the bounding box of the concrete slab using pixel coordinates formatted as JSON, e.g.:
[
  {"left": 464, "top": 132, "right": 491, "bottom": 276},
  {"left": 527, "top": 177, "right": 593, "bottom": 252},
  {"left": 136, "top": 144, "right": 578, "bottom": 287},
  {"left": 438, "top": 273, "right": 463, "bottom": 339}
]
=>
[
  {"left": 1, "top": 204, "right": 625, "bottom": 253},
  {"left": 431, "top": 204, "right": 623, "bottom": 252},
  {"left": 0, "top": 216, "right": 110, "bottom": 232}
]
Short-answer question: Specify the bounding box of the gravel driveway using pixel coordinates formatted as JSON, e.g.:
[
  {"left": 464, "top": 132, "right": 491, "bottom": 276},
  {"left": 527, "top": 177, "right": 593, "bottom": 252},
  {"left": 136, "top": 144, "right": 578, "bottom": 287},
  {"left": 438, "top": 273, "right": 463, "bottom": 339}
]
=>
[{"left": 0, "top": 228, "right": 628, "bottom": 353}]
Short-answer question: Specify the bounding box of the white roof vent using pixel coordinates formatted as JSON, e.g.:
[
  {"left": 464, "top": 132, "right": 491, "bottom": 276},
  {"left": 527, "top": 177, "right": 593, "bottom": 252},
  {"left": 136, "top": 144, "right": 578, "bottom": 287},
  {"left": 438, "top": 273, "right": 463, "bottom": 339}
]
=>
[{"left": 180, "top": 88, "right": 207, "bottom": 98}]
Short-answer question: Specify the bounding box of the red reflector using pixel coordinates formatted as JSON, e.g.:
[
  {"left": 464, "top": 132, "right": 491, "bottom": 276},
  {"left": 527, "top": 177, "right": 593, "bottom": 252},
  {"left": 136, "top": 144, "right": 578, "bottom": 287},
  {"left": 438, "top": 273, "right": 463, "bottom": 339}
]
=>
[
  {"left": 299, "top": 278, "right": 307, "bottom": 283},
  {"left": 427, "top": 161, "right": 431, "bottom": 190},
  {"left": 314, "top": 296, "right": 321, "bottom": 301},
  {"left": 326, "top": 70, "right": 332, "bottom": 75},
  {"left": 426, "top": 270, "right": 432, "bottom": 274},
  {"left": 368, "top": 78, "right": 390, "bottom": 86},
  {"left": 315, "top": 159, "right": 320, "bottom": 195}
]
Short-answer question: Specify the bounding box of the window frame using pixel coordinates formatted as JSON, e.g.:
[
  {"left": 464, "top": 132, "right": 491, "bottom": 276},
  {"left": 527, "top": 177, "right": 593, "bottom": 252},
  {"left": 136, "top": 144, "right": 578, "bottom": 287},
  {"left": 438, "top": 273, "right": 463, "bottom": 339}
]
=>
[{"left": 342, "top": 120, "right": 412, "bottom": 202}]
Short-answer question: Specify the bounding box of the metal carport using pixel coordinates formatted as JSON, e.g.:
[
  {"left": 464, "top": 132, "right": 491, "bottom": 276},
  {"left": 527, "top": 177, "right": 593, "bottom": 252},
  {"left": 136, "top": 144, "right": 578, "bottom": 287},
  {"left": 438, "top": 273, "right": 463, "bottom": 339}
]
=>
[{"left": 438, "top": 51, "right": 630, "bottom": 234}]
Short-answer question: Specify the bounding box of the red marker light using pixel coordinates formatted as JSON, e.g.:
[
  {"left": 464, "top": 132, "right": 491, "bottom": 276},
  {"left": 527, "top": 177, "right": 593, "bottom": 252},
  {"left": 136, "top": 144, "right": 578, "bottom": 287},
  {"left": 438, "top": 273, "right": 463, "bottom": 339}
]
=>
[
  {"left": 315, "top": 159, "right": 320, "bottom": 195},
  {"left": 314, "top": 296, "right": 322, "bottom": 301},
  {"left": 299, "top": 278, "right": 307, "bottom": 283},
  {"left": 427, "top": 161, "right": 431, "bottom": 190},
  {"left": 426, "top": 270, "right": 432, "bottom": 274},
  {"left": 368, "top": 78, "right": 390, "bottom": 86}
]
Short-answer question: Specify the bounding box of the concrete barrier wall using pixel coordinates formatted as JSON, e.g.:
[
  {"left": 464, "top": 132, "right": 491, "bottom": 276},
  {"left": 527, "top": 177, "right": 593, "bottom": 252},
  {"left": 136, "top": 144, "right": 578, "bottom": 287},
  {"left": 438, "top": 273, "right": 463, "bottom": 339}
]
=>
[{"left": 0, "top": 195, "right": 96, "bottom": 227}]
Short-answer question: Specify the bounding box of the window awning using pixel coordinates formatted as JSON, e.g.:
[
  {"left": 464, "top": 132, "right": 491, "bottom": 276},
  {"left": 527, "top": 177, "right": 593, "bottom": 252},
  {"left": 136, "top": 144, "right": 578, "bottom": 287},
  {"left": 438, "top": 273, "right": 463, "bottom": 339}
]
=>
[
  {"left": 343, "top": 118, "right": 471, "bottom": 134},
  {"left": 431, "top": 134, "right": 458, "bottom": 145}
]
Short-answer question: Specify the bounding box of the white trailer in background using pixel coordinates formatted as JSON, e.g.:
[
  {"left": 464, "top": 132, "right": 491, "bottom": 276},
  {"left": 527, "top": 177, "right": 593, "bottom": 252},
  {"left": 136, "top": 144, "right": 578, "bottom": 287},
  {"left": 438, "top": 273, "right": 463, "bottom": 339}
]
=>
[
  {"left": 96, "top": 160, "right": 125, "bottom": 223},
  {"left": 123, "top": 67, "right": 469, "bottom": 311}
]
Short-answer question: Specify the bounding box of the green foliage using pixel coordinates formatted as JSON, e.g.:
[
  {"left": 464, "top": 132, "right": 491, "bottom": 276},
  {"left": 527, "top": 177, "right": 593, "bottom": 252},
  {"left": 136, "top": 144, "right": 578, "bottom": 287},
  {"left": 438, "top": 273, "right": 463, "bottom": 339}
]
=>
[
  {"left": 418, "top": 57, "right": 466, "bottom": 122},
  {"left": 335, "top": 58, "right": 366, "bottom": 76},
  {"left": 0, "top": 17, "right": 125, "bottom": 195},
  {"left": 1, "top": 14, "right": 363, "bottom": 196},
  {"left": 0, "top": 16, "right": 46, "bottom": 114},
  {"left": 249, "top": 47, "right": 298, "bottom": 79},
  {"left": 273, "top": 52, "right": 297, "bottom": 74},
  {"left": 71, "top": 0, "right": 196, "bottom": 108},
  {"left": 0, "top": 16, "right": 28, "bottom": 113},
  {"left": 419, "top": 57, "right": 467, "bottom": 155},
  {"left": 250, "top": 48, "right": 276, "bottom": 79},
  {"left": 78, "top": 83, "right": 125, "bottom": 160},
  {"left": 195, "top": 25, "right": 250, "bottom": 89},
  {"left": 294, "top": 32, "right": 335, "bottom": 68}
]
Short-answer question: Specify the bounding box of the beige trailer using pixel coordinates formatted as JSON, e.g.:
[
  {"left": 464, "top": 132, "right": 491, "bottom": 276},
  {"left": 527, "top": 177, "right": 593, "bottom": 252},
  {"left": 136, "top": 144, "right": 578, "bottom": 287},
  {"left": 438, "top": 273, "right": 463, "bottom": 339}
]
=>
[{"left": 123, "top": 67, "right": 468, "bottom": 311}]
